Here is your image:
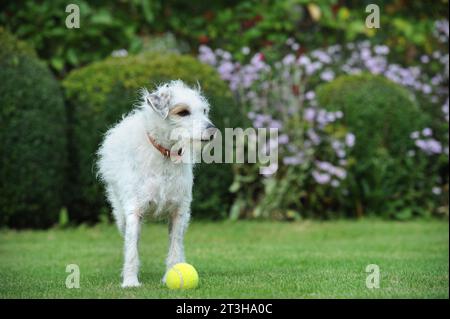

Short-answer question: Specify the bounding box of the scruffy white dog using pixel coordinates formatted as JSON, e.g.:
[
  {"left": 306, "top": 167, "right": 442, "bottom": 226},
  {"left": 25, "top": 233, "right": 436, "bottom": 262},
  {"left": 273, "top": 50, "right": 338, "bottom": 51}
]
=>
[{"left": 97, "top": 80, "right": 217, "bottom": 287}]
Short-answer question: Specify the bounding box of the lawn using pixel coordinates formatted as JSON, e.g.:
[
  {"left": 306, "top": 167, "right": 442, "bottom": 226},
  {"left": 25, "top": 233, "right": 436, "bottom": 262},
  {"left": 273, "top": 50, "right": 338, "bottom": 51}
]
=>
[{"left": 0, "top": 220, "right": 448, "bottom": 298}]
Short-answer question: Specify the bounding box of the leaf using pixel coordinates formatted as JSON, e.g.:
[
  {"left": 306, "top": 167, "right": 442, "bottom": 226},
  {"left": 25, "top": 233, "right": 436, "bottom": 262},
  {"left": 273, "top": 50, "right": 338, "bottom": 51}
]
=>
[
  {"left": 142, "top": 0, "right": 154, "bottom": 23},
  {"left": 50, "top": 57, "right": 64, "bottom": 71},
  {"left": 90, "top": 10, "right": 113, "bottom": 25},
  {"left": 66, "top": 48, "right": 78, "bottom": 66},
  {"left": 229, "top": 180, "right": 241, "bottom": 193}
]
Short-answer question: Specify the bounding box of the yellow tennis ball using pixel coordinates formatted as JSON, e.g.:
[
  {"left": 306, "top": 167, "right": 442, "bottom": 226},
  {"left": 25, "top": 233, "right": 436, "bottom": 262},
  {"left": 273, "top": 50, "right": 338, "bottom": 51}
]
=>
[{"left": 165, "top": 263, "right": 199, "bottom": 290}]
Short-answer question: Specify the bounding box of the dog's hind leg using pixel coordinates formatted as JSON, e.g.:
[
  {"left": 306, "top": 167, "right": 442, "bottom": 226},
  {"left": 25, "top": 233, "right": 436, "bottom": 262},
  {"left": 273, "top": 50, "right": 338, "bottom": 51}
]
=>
[
  {"left": 122, "top": 209, "right": 142, "bottom": 288},
  {"left": 106, "top": 186, "right": 126, "bottom": 235}
]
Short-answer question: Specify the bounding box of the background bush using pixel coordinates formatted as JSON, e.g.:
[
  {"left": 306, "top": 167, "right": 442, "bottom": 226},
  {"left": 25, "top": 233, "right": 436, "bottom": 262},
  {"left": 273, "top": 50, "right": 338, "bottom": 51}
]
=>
[
  {"left": 0, "top": 2, "right": 447, "bottom": 227},
  {"left": 317, "top": 74, "right": 431, "bottom": 218},
  {"left": 0, "top": 28, "right": 67, "bottom": 228},
  {"left": 1, "top": 1, "right": 447, "bottom": 75},
  {"left": 63, "top": 52, "right": 241, "bottom": 222},
  {"left": 317, "top": 74, "right": 425, "bottom": 158}
]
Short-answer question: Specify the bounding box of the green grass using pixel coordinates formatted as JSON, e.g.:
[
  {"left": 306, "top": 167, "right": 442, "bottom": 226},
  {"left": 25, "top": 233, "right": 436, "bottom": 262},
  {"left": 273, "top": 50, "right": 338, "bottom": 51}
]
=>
[{"left": 0, "top": 220, "right": 448, "bottom": 298}]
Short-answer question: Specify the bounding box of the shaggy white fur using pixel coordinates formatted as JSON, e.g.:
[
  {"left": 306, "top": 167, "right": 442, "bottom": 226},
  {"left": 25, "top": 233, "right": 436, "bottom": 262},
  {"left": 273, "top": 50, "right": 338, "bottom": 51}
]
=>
[{"left": 97, "top": 80, "right": 216, "bottom": 287}]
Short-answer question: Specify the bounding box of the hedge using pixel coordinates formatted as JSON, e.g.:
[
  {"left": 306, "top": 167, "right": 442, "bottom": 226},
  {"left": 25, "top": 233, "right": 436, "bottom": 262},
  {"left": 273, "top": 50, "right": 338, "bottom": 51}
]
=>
[
  {"left": 63, "top": 52, "right": 241, "bottom": 222},
  {"left": 317, "top": 74, "right": 429, "bottom": 217},
  {"left": 0, "top": 28, "right": 67, "bottom": 228}
]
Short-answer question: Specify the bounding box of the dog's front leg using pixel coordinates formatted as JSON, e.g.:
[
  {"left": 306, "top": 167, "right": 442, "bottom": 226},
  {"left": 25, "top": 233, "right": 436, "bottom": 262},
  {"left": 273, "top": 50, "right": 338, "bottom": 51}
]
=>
[
  {"left": 163, "top": 207, "right": 191, "bottom": 283},
  {"left": 122, "top": 212, "right": 142, "bottom": 288}
]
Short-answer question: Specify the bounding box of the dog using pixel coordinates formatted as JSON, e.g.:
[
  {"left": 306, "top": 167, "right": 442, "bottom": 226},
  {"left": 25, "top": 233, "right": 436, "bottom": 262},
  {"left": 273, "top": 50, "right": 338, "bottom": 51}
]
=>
[{"left": 97, "top": 80, "right": 217, "bottom": 287}]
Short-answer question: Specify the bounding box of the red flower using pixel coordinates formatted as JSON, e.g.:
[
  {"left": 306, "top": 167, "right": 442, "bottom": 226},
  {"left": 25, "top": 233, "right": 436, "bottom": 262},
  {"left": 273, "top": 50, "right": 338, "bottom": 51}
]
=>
[
  {"left": 331, "top": 4, "right": 341, "bottom": 17},
  {"left": 242, "top": 20, "right": 255, "bottom": 29},
  {"left": 254, "top": 15, "right": 263, "bottom": 22},
  {"left": 203, "top": 11, "right": 214, "bottom": 21},
  {"left": 262, "top": 40, "right": 274, "bottom": 47},
  {"left": 198, "top": 35, "right": 209, "bottom": 44}
]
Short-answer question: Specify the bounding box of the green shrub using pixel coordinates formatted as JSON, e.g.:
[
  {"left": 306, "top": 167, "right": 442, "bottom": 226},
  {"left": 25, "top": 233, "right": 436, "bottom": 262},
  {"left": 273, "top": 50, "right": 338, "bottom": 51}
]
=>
[
  {"left": 63, "top": 52, "right": 240, "bottom": 222},
  {"left": 318, "top": 74, "right": 426, "bottom": 158},
  {"left": 317, "top": 74, "right": 430, "bottom": 217},
  {"left": 0, "top": 28, "right": 67, "bottom": 228}
]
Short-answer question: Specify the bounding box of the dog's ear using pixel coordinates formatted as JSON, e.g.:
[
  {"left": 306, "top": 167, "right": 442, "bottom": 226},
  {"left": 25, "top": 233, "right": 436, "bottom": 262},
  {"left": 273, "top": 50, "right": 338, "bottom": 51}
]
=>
[{"left": 146, "top": 90, "right": 171, "bottom": 119}]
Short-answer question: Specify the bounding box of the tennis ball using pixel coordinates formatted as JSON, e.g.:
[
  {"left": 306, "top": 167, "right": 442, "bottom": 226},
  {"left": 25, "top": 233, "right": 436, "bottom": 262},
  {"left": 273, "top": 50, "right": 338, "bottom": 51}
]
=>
[{"left": 165, "top": 263, "right": 199, "bottom": 290}]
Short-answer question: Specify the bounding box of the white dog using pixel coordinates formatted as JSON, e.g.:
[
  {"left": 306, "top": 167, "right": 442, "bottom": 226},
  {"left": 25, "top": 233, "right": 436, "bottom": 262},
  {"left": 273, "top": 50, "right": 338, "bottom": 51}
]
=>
[{"left": 97, "top": 80, "right": 217, "bottom": 287}]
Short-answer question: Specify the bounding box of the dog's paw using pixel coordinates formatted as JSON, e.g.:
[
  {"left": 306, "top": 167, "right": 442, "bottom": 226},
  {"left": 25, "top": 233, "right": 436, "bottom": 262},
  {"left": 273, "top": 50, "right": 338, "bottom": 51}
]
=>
[{"left": 121, "top": 277, "right": 141, "bottom": 288}]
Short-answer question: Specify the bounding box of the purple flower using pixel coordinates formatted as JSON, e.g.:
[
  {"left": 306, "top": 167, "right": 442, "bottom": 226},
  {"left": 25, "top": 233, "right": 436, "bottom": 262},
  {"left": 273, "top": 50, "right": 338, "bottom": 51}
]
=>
[
  {"left": 278, "top": 134, "right": 289, "bottom": 145},
  {"left": 282, "top": 54, "right": 296, "bottom": 66},
  {"left": 345, "top": 133, "right": 356, "bottom": 148},
  {"left": 320, "top": 70, "right": 335, "bottom": 81},
  {"left": 410, "top": 131, "right": 420, "bottom": 139},
  {"left": 432, "top": 186, "right": 442, "bottom": 195},
  {"left": 283, "top": 156, "right": 302, "bottom": 165},
  {"left": 421, "top": 55, "right": 430, "bottom": 64},
  {"left": 422, "top": 128, "right": 433, "bottom": 137},
  {"left": 333, "top": 167, "right": 347, "bottom": 180},
  {"left": 198, "top": 45, "right": 216, "bottom": 65},
  {"left": 268, "top": 119, "right": 283, "bottom": 129},
  {"left": 311, "top": 50, "right": 332, "bottom": 64},
  {"left": 374, "top": 45, "right": 390, "bottom": 55},
  {"left": 422, "top": 84, "right": 432, "bottom": 94},
  {"left": 305, "top": 91, "right": 316, "bottom": 100},
  {"left": 336, "top": 149, "right": 346, "bottom": 158},
  {"left": 361, "top": 48, "right": 371, "bottom": 60},
  {"left": 307, "top": 129, "right": 321, "bottom": 145},
  {"left": 312, "top": 171, "right": 331, "bottom": 184},
  {"left": 217, "top": 61, "right": 235, "bottom": 80},
  {"left": 415, "top": 139, "right": 443, "bottom": 155},
  {"left": 297, "top": 55, "right": 311, "bottom": 66},
  {"left": 331, "top": 180, "right": 340, "bottom": 188},
  {"left": 304, "top": 108, "right": 316, "bottom": 122},
  {"left": 291, "top": 43, "right": 300, "bottom": 51},
  {"left": 241, "top": 47, "right": 250, "bottom": 55}
]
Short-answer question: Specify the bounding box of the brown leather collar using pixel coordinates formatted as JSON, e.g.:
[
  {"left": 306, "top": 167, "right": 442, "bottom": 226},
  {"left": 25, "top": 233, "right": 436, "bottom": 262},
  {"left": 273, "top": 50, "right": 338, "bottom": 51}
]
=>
[{"left": 146, "top": 133, "right": 182, "bottom": 160}]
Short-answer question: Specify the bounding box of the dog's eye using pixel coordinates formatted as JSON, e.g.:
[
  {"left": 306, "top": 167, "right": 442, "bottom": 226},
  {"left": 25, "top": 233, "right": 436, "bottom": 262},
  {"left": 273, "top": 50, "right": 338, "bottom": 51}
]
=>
[
  {"left": 203, "top": 109, "right": 207, "bottom": 114},
  {"left": 176, "top": 110, "right": 190, "bottom": 117}
]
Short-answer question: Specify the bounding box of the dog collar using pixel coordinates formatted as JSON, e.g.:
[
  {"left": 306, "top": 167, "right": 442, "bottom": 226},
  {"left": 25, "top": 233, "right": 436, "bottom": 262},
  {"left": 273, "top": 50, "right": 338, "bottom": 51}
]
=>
[{"left": 146, "top": 133, "right": 182, "bottom": 160}]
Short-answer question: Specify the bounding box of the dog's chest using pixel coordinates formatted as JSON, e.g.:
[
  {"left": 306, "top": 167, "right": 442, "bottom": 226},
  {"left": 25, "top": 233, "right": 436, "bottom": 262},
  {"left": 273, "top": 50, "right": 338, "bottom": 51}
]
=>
[{"left": 144, "top": 164, "right": 192, "bottom": 215}]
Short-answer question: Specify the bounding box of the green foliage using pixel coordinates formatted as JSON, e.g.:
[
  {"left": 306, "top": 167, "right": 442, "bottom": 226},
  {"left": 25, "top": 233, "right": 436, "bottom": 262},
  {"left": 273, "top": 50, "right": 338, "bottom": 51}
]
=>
[
  {"left": 2, "top": 1, "right": 446, "bottom": 75},
  {"left": 63, "top": 52, "right": 239, "bottom": 222},
  {"left": 0, "top": 0, "right": 146, "bottom": 74},
  {"left": 0, "top": 28, "right": 67, "bottom": 228},
  {"left": 317, "top": 74, "right": 431, "bottom": 218}
]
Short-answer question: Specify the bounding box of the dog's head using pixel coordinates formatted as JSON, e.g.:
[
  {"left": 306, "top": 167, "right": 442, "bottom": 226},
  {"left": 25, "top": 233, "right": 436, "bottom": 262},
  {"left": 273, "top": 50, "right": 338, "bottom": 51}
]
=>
[{"left": 143, "top": 80, "right": 217, "bottom": 143}]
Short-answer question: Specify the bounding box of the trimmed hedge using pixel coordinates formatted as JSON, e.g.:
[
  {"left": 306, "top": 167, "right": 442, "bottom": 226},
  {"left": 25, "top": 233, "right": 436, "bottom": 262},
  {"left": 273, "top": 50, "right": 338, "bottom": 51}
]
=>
[
  {"left": 317, "top": 74, "right": 429, "bottom": 216},
  {"left": 63, "top": 52, "right": 241, "bottom": 222},
  {"left": 317, "top": 74, "right": 425, "bottom": 158},
  {"left": 0, "top": 28, "right": 67, "bottom": 228}
]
